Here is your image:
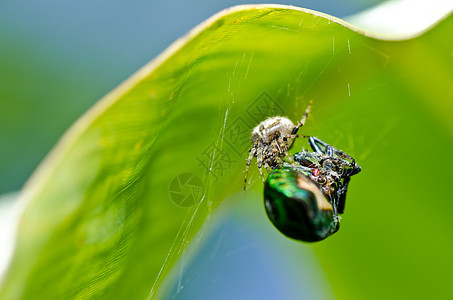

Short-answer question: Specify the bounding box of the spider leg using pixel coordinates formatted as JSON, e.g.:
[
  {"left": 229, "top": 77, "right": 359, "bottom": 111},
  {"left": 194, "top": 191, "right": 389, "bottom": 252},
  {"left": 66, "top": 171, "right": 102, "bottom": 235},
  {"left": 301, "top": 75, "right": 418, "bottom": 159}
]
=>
[
  {"left": 282, "top": 133, "right": 310, "bottom": 152},
  {"left": 276, "top": 139, "right": 297, "bottom": 167},
  {"left": 284, "top": 134, "right": 310, "bottom": 140},
  {"left": 243, "top": 146, "right": 257, "bottom": 190},
  {"left": 270, "top": 140, "right": 279, "bottom": 157},
  {"left": 285, "top": 150, "right": 297, "bottom": 167},
  {"left": 291, "top": 101, "right": 312, "bottom": 135},
  {"left": 256, "top": 141, "right": 265, "bottom": 181},
  {"left": 262, "top": 142, "right": 276, "bottom": 168},
  {"left": 274, "top": 139, "right": 282, "bottom": 154}
]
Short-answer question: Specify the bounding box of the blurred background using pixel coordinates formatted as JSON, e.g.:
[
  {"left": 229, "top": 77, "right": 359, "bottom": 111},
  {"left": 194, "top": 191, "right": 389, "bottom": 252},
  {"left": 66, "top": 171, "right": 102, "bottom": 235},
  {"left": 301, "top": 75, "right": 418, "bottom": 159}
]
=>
[
  {"left": 0, "top": 0, "right": 384, "bottom": 195},
  {"left": 2, "top": 1, "right": 449, "bottom": 299}
]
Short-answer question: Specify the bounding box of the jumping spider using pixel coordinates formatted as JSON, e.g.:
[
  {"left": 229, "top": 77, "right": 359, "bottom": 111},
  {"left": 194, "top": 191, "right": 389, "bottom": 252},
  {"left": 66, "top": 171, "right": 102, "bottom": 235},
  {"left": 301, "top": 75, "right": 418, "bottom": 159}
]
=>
[{"left": 244, "top": 103, "right": 311, "bottom": 189}]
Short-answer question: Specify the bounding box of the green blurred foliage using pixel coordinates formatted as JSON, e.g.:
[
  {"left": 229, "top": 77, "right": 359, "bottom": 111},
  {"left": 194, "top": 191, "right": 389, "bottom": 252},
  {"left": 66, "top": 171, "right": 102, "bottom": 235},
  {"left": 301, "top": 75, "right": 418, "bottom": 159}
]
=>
[
  {"left": 1, "top": 3, "right": 452, "bottom": 300},
  {"left": 0, "top": 0, "right": 385, "bottom": 194}
]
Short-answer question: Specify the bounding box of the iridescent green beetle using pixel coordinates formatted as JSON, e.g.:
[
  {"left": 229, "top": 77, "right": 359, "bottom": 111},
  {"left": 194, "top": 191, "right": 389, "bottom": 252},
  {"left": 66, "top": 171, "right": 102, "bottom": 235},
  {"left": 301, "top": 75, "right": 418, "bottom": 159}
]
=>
[
  {"left": 264, "top": 137, "right": 361, "bottom": 242},
  {"left": 264, "top": 167, "right": 340, "bottom": 242}
]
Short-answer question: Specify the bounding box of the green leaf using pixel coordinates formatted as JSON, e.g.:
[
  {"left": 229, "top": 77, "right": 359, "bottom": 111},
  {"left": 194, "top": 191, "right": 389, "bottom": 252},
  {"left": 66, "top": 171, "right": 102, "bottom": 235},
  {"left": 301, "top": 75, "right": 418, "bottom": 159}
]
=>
[{"left": 1, "top": 4, "right": 452, "bottom": 299}]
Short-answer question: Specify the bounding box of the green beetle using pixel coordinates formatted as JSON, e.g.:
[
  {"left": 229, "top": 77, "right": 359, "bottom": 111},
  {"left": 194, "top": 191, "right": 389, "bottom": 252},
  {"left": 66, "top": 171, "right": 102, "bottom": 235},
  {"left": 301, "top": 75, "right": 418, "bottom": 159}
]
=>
[
  {"left": 264, "top": 167, "right": 340, "bottom": 242},
  {"left": 264, "top": 137, "right": 361, "bottom": 242}
]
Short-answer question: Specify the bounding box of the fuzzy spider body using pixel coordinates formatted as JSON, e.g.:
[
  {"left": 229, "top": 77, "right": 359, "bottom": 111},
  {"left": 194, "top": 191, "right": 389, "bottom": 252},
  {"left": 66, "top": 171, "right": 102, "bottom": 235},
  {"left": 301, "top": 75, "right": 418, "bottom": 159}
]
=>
[
  {"left": 244, "top": 104, "right": 311, "bottom": 189},
  {"left": 250, "top": 116, "right": 296, "bottom": 168},
  {"left": 251, "top": 116, "right": 295, "bottom": 145}
]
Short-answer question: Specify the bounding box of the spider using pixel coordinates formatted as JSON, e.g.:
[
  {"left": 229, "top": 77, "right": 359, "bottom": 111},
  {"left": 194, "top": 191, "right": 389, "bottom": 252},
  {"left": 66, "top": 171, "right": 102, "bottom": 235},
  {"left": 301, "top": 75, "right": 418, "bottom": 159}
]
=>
[{"left": 244, "top": 103, "right": 311, "bottom": 189}]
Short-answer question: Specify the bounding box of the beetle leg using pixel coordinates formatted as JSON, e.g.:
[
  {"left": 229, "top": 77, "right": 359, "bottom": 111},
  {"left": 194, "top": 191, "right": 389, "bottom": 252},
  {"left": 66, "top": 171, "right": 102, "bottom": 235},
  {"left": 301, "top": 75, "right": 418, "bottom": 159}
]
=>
[
  {"left": 294, "top": 151, "right": 316, "bottom": 168},
  {"left": 326, "top": 145, "right": 334, "bottom": 156},
  {"left": 309, "top": 136, "right": 329, "bottom": 154},
  {"left": 336, "top": 177, "right": 350, "bottom": 214}
]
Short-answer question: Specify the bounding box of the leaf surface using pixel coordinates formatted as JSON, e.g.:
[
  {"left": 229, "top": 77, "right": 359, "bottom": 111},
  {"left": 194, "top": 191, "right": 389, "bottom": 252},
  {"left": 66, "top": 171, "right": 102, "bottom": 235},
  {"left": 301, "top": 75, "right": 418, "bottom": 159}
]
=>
[{"left": 1, "top": 4, "right": 452, "bottom": 299}]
